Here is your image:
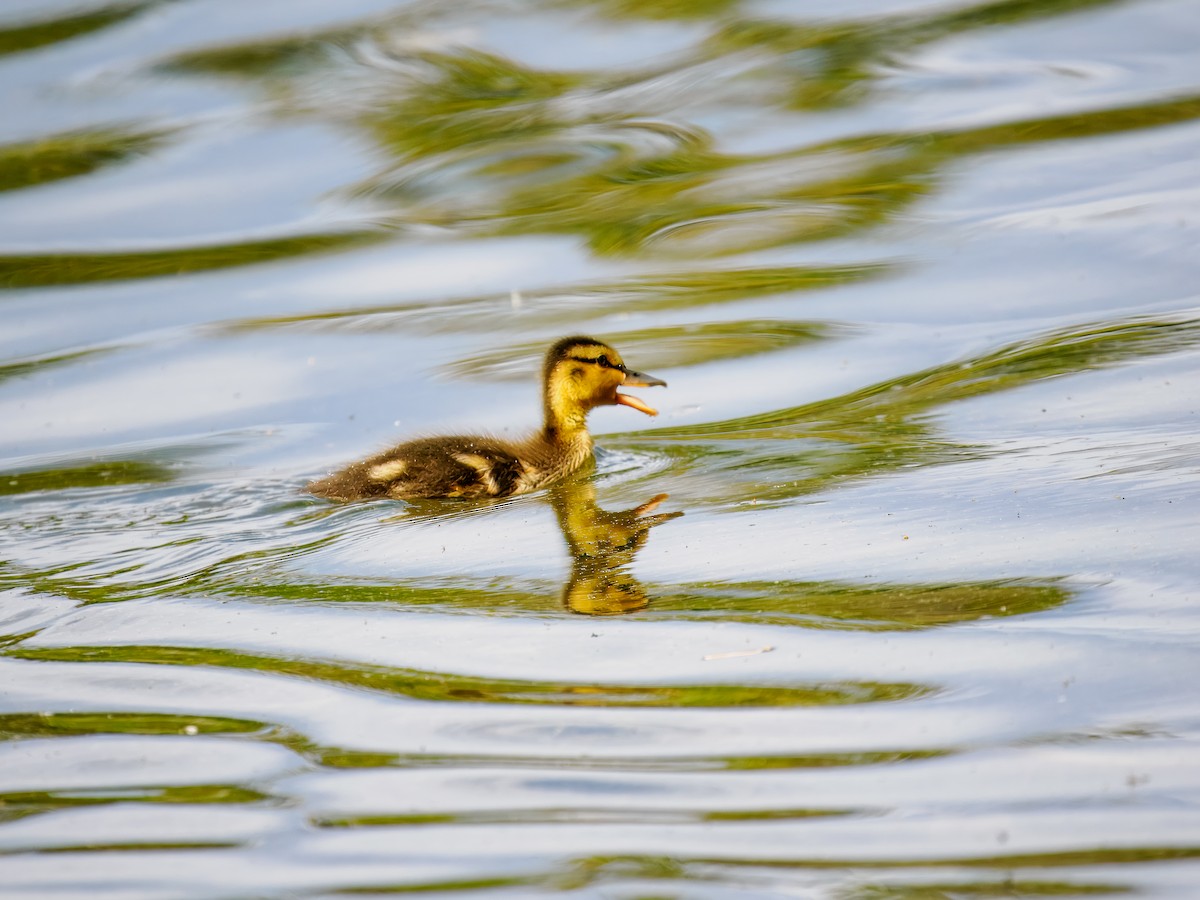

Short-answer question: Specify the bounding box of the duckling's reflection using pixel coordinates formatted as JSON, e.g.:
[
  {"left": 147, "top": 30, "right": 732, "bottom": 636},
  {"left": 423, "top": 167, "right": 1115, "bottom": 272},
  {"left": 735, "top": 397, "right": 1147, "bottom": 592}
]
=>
[{"left": 548, "top": 477, "right": 682, "bottom": 616}]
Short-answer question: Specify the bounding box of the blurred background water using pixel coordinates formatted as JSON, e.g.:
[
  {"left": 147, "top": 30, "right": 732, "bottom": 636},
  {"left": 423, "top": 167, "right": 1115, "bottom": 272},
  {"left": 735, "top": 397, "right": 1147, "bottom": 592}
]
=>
[{"left": 1, "top": 0, "right": 1199, "bottom": 896}]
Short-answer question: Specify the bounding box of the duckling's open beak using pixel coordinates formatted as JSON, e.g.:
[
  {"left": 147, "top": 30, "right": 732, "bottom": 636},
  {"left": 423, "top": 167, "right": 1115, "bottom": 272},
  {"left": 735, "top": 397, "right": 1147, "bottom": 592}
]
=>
[{"left": 616, "top": 369, "right": 667, "bottom": 416}]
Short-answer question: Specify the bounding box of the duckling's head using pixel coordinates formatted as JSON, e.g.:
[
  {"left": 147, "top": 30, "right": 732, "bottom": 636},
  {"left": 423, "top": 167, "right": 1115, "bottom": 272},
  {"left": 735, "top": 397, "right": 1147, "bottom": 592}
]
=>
[{"left": 543, "top": 336, "right": 666, "bottom": 431}]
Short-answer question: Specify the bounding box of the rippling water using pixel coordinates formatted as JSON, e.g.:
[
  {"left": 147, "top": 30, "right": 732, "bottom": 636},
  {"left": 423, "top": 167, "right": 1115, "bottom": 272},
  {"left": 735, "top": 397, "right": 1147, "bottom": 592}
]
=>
[{"left": 2, "top": 0, "right": 1199, "bottom": 896}]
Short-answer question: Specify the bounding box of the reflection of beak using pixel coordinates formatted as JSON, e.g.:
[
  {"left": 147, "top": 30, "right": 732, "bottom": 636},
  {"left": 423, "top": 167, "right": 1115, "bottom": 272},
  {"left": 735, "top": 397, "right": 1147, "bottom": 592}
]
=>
[{"left": 616, "top": 368, "right": 667, "bottom": 416}]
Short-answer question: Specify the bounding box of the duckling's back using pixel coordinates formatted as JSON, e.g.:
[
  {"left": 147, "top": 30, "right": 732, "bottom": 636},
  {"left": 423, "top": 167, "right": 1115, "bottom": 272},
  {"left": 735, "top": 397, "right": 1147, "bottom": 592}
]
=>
[{"left": 307, "top": 435, "right": 536, "bottom": 501}]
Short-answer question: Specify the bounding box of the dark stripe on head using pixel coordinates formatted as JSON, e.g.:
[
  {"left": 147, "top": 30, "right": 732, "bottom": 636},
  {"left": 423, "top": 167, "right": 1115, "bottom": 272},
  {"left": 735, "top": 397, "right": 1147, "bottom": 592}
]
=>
[
  {"left": 547, "top": 336, "right": 605, "bottom": 360},
  {"left": 567, "top": 354, "right": 624, "bottom": 372}
]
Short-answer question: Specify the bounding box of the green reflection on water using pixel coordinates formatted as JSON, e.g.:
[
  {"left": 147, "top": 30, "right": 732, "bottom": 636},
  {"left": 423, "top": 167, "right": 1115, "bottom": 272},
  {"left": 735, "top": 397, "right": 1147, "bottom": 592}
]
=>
[
  {"left": 162, "top": 30, "right": 342, "bottom": 79},
  {"left": 692, "top": 847, "right": 1200, "bottom": 870},
  {"left": 8, "top": 645, "right": 931, "bottom": 708},
  {"left": 620, "top": 315, "right": 1200, "bottom": 504},
  {"left": 650, "top": 316, "right": 1200, "bottom": 443},
  {"left": 557, "top": 853, "right": 1156, "bottom": 892},
  {"left": 0, "top": 704, "right": 957, "bottom": 832},
  {"left": 142, "top": 0, "right": 1200, "bottom": 261},
  {"left": 647, "top": 579, "right": 1067, "bottom": 630},
  {"left": 226, "top": 263, "right": 885, "bottom": 335},
  {"left": 0, "top": 347, "right": 111, "bottom": 385},
  {"left": 196, "top": 572, "right": 1067, "bottom": 628},
  {"left": 464, "top": 88, "right": 1199, "bottom": 255},
  {"left": 0, "top": 709, "right": 346, "bottom": 775},
  {"left": 315, "top": 747, "right": 949, "bottom": 772},
  {"left": 0, "top": 128, "right": 170, "bottom": 194},
  {"left": 929, "top": 94, "right": 1200, "bottom": 154},
  {"left": 845, "top": 879, "right": 1129, "bottom": 898},
  {"left": 329, "top": 874, "right": 536, "bottom": 896},
  {"left": 10, "top": 0, "right": 1181, "bottom": 298},
  {"left": 325, "top": 867, "right": 1130, "bottom": 898},
  {"left": 0, "top": 714, "right": 274, "bottom": 825},
  {"left": 709, "top": 0, "right": 1126, "bottom": 110},
  {"left": 0, "top": 459, "right": 178, "bottom": 496},
  {"left": 316, "top": 804, "right": 853, "bottom": 829},
  {"left": 0, "top": 786, "right": 269, "bottom": 826},
  {"left": 0, "top": 2, "right": 158, "bottom": 58},
  {"left": 365, "top": 48, "right": 586, "bottom": 158},
  {"left": 0, "top": 711, "right": 260, "bottom": 739},
  {"left": 0, "top": 230, "right": 383, "bottom": 290},
  {"left": 33, "top": 840, "right": 243, "bottom": 854},
  {"left": 569, "top": 0, "right": 740, "bottom": 21}
]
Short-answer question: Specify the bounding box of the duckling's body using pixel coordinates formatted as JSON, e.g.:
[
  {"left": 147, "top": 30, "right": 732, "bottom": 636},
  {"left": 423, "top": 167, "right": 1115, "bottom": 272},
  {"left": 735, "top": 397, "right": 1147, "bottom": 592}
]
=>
[
  {"left": 306, "top": 337, "right": 665, "bottom": 501},
  {"left": 307, "top": 431, "right": 591, "bottom": 501}
]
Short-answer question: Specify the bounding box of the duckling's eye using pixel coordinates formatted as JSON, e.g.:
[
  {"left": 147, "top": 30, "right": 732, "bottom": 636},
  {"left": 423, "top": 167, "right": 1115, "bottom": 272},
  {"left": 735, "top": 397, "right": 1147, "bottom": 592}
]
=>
[{"left": 596, "top": 355, "right": 613, "bottom": 369}]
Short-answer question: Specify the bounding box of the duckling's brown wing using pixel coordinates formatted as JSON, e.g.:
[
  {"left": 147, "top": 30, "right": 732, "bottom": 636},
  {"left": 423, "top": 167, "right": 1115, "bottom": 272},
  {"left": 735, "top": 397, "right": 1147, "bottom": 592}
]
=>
[
  {"left": 307, "top": 436, "right": 529, "bottom": 501},
  {"left": 400, "top": 438, "right": 529, "bottom": 499}
]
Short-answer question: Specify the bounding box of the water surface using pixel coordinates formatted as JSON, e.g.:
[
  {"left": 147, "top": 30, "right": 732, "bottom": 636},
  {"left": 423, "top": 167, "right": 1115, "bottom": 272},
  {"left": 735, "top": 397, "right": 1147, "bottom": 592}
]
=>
[{"left": 2, "top": 0, "right": 1199, "bottom": 896}]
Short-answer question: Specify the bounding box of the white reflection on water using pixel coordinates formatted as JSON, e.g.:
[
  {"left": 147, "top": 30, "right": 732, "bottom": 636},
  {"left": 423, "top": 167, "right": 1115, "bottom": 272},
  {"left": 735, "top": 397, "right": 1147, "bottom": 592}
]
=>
[{"left": 0, "top": 351, "right": 305, "bottom": 442}]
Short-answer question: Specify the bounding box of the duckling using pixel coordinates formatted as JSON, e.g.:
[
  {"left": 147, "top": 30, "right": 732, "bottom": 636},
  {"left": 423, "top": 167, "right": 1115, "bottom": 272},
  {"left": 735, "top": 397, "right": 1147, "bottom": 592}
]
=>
[{"left": 306, "top": 336, "right": 666, "bottom": 501}]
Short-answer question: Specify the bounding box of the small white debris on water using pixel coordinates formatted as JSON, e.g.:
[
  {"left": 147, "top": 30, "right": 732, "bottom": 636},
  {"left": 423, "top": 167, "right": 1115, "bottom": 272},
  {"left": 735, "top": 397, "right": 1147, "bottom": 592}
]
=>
[{"left": 703, "top": 646, "right": 774, "bottom": 661}]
